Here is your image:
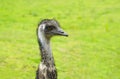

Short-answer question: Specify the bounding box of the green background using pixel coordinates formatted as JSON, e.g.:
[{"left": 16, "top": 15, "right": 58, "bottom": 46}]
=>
[{"left": 0, "top": 0, "right": 120, "bottom": 79}]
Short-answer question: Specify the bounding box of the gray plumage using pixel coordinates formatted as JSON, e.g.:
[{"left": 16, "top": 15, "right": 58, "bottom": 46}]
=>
[{"left": 36, "top": 19, "right": 68, "bottom": 79}]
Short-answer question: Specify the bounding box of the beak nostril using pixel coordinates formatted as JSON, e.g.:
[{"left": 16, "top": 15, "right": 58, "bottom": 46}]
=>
[
  {"left": 58, "top": 30, "right": 64, "bottom": 33},
  {"left": 61, "top": 31, "right": 64, "bottom": 33},
  {"left": 57, "top": 29, "right": 68, "bottom": 36},
  {"left": 57, "top": 30, "right": 68, "bottom": 36}
]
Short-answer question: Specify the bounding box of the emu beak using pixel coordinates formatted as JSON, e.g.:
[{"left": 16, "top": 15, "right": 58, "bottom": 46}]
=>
[{"left": 56, "top": 28, "right": 68, "bottom": 37}]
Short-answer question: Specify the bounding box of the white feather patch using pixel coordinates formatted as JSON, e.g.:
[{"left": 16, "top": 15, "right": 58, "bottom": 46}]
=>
[
  {"left": 39, "top": 63, "right": 47, "bottom": 71},
  {"left": 38, "top": 24, "right": 46, "bottom": 43},
  {"left": 39, "top": 24, "right": 46, "bottom": 30}
]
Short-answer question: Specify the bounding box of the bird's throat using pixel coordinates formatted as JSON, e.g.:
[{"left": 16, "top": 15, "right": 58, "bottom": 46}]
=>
[{"left": 38, "top": 31, "right": 55, "bottom": 66}]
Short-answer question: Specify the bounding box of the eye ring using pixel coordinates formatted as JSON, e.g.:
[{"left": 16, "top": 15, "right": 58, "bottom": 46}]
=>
[{"left": 45, "top": 26, "right": 55, "bottom": 31}]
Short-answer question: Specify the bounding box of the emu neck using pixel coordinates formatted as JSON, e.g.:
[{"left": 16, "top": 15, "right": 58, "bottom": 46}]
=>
[{"left": 38, "top": 30, "right": 55, "bottom": 66}]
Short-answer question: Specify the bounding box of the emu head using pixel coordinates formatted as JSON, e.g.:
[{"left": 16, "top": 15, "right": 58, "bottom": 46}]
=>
[{"left": 37, "top": 19, "right": 68, "bottom": 39}]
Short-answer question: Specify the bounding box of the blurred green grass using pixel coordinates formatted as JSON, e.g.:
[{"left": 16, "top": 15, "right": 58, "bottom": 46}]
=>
[{"left": 0, "top": 0, "right": 120, "bottom": 79}]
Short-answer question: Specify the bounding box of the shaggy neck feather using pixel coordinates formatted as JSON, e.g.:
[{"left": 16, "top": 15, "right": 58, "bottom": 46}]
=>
[{"left": 38, "top": 27, "right": 55, "bottom": 66}]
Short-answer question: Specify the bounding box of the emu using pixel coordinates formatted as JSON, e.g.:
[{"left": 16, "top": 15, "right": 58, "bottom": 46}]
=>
[{"left": 36, "top": 19, "right": 68, "bottom": 79}]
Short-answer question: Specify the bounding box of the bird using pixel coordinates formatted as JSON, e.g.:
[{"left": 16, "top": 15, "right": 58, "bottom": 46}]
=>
[{"left": 36, "top": 19, "right": 68, "bottom": 79}]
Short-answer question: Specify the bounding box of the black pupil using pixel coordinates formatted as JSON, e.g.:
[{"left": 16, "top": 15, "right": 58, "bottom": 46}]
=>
[{"left": 46, "top": 26, "right": 54, "bottom": 31}]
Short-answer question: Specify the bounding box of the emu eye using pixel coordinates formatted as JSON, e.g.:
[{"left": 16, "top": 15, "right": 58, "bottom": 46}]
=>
[{"left": 45, "top": 26, "right": 55, "bottom": 31}]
